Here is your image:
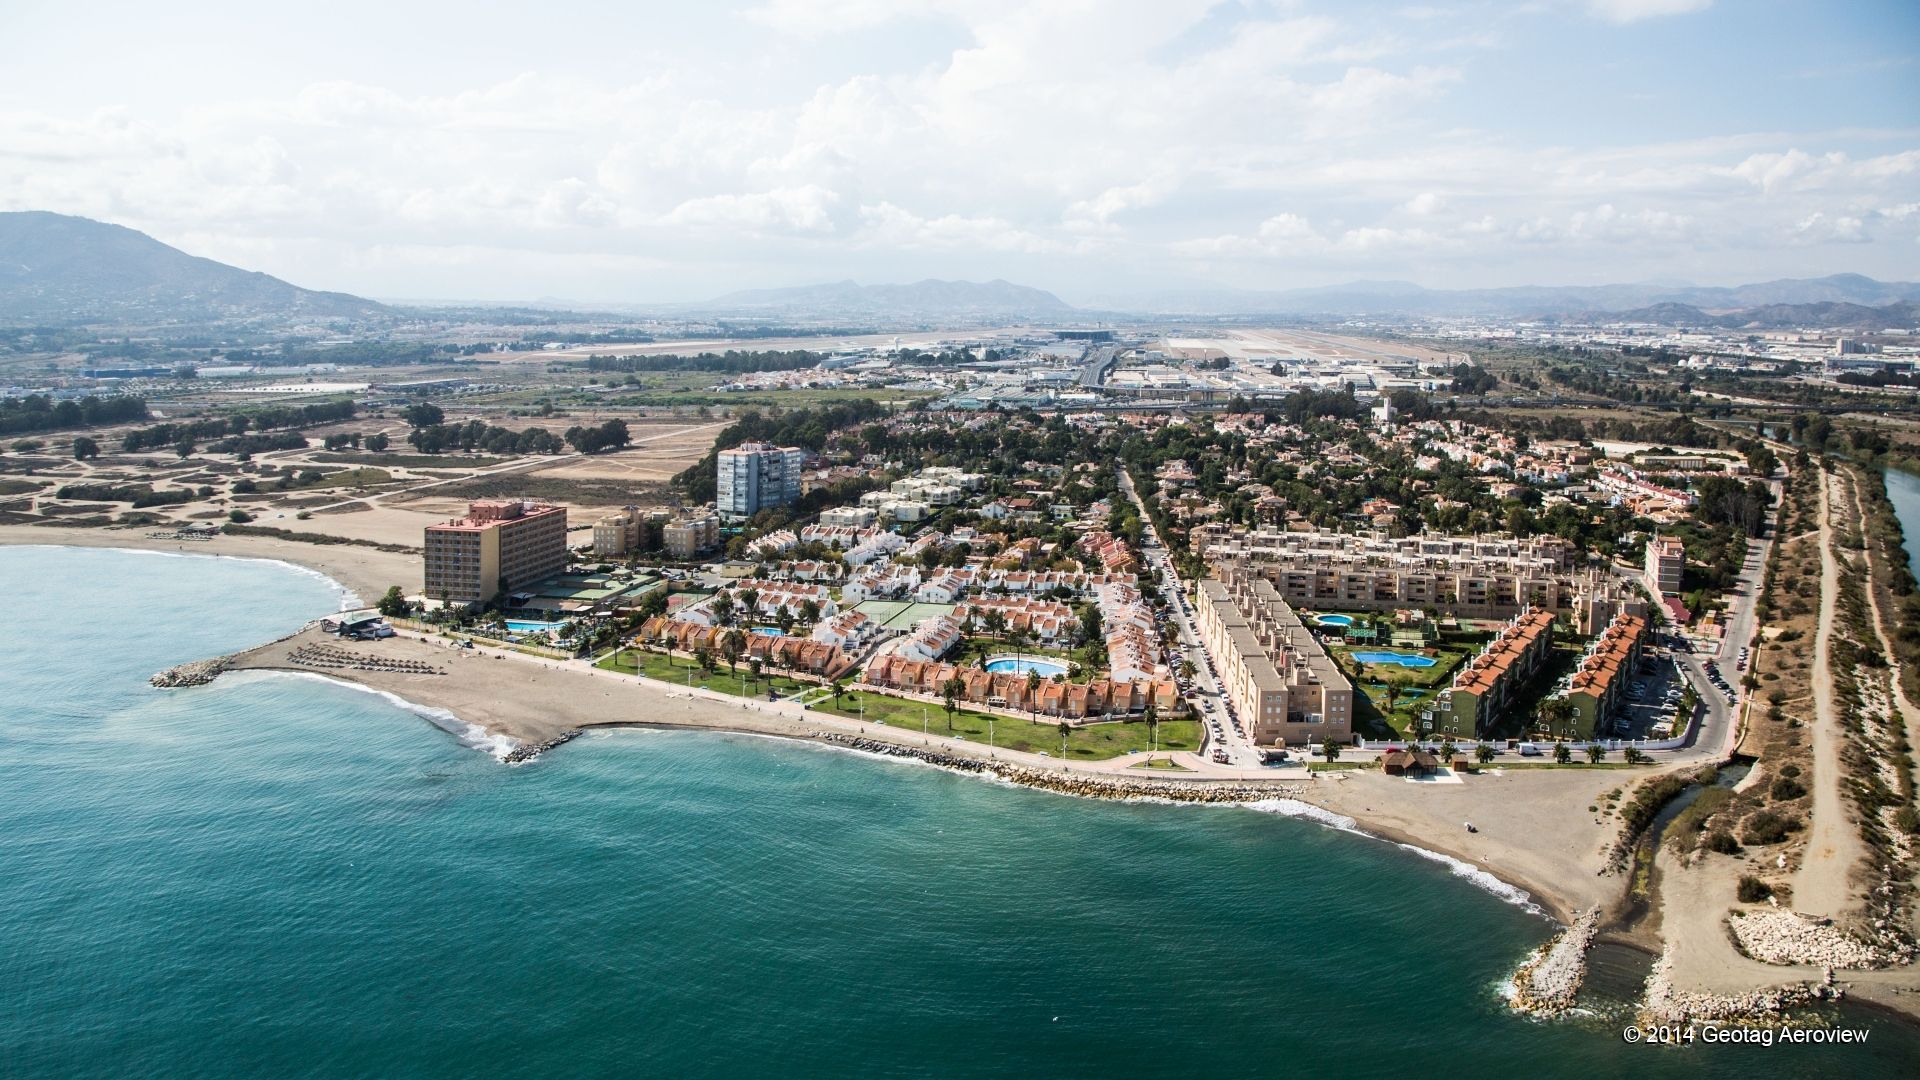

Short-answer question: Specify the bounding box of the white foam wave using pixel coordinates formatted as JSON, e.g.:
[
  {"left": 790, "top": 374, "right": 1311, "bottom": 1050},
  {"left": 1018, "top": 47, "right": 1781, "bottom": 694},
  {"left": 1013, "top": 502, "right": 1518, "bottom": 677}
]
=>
[
  {"left": 1241, "top": 798, "right": 1362, "bottom": 833},
  {"left": 223, "top": 669, "right": 518, "bottom": 762},
  {"left": 1393, "top": 842, "right": 1545, "bottom": 917}
]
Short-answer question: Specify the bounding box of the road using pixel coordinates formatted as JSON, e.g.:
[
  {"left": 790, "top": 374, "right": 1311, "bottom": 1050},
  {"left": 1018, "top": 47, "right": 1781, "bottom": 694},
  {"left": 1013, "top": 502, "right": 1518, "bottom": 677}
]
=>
[{"left": 1116, "top": 467, "right": 1266, "bottom": 767}]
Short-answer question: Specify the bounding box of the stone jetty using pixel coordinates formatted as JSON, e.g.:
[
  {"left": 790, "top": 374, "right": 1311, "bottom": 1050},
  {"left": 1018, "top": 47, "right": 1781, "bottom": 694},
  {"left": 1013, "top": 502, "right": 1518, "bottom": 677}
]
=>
[
  {"left": 149, "top": 657, "right": 230, "bottom": 688},
  {"left": 1509, "top": 908, "right": 1599, "bottom": 1016},
  {"left": 503, "top": 730, "right": 580, "bottom": 764},
  {"left": 820, "top": 735, "right": 1302, "bottom": 803},
  {"left": 1729, "top": 910, "right": 1901, "bottom": 969}
]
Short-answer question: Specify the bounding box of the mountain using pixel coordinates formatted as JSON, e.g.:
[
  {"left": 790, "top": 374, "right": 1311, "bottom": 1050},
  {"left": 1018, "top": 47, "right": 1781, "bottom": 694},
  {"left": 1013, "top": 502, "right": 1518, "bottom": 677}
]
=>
[
  {"left": 1078, "top": 274, "right": 1920, "bottom": 318},
  {"left": 700, "top": 278, "right": 1073, "bottom": 317},
  {"left": 0, "top": 211, "right": 389, "bottom": 323},
  {"left": 1593, "top": 299, "right": 1920, "bottom": 331}
]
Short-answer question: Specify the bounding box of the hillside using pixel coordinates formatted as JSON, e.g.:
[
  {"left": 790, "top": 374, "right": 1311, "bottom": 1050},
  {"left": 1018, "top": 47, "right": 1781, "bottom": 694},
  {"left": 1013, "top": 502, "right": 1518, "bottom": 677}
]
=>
[{"left": 0, "top": 211, "right": 389, "bottom": 323}]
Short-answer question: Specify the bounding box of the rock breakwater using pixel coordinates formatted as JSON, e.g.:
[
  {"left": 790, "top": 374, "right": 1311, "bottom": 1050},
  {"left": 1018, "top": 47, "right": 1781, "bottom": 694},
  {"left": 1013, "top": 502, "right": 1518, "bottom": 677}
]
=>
[
  {"left": 820, "top": 735, "right": 1303, "bottom": 803},
  {"left": 1730, "top": 910, "right": 1903, "bottom": 969},
  {"left": 503, "top": 730, "right": 579, "bottom": 764},
  {"left": 150, "top": 657, "right": 229, "bottom": 688},
  {"left": 1510, "top": 908, "right": 1600, "bottom": 1016},
  {"left": 1641, "top": 945, "right": 1840, "bottom": 1024}
]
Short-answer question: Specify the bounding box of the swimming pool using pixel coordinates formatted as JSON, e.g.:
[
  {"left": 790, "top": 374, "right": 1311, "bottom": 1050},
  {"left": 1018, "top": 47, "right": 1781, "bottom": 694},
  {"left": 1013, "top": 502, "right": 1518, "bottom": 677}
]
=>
[
  {"left": 1350, "top": 650, "right": 1436, "bottom": 668},
  {"left": 750, "top": 627, "right": 785, "bottom": 637},
  {"left": 984, "top": 656, "right": 1069, "bottom": 678},
  {"left": 1314, "top": 614, "right": 1355, "bottom": 627},
  {"left": 506, "top": 620, "right": 566, "bottom": 634}
]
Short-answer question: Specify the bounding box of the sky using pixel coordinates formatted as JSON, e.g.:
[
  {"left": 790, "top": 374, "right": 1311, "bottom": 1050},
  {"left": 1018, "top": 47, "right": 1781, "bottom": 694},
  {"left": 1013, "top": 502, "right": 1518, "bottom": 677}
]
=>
[{"left": 2, "top": 0, "right": 1917, "bottom": 304}]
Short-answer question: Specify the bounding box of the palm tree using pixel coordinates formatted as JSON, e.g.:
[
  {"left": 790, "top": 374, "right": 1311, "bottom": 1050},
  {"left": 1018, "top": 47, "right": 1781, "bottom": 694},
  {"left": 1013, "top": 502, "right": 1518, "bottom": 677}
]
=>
[
  {"left": 830, "top": 678, "right": 847, "bottom": 710},
  {"left": 1058, "top": 720, "right": 1071, "bottom": 757},
  {"left": 722, "top": 629, "right": 746, "bottom": 679},
  {"left": 942, "top": 675, "right": 964, "bottom": 731},
  {"left": 695, "top": 647, "right": 716, "bottom": 678},
  {"left": 1553, "top": 741, "right": 1572, "bottom": 765},
  {"left": 1475, "top": 743, "right": 1496, "bottom": 765},
  {"left": 1439, "top": 739, "right": 1457, "bottom": 764},
  {"left": 1587, "top": 743, "right": 1606, "bottom": 764},
  {"left": 748, "top": 657, "right": 764, "bottom": 694},
  {"left": 1026, "top": 667, "right": 1043, "bottom": 719},
  {"left": 1144, "top": 703, "right": 1159, "bottom": 752},
  {"left": 1178, "top": 658, "right": 1196, "bottom": 681},
  {"left": 1624, "top": 746, "right": 1647, "bottom": 765}
]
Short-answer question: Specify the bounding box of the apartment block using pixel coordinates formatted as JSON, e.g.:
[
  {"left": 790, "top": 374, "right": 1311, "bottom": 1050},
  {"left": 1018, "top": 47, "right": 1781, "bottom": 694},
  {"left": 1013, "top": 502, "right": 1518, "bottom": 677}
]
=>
[
  {"left": 1196, "top": 568, "right": 1352, "bottom": 747},
  {"left": 716, "top": 442, "right": 805, "bottom": 517},
  {"left": 1195, "top": 528, "right": 1633, "bottom": 634},
  {"left": 1556, "top": 612, "right": 1650, "bottom": 739},
  {"left": 1645, "top": 536, "right": 1686, "bottom": 596},
  {"left": 1421, "top": 608, "right": 1556, "bottom": 738},
  {"left": 424, "top": 500, "right": 569, "bottom": 606},
  {"left": 663, "top": 513, "right": 720, "bottom": 561}
]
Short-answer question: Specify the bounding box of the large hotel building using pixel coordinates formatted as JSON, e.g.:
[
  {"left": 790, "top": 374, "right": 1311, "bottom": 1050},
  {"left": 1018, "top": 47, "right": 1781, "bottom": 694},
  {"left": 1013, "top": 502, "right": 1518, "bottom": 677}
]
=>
[
  {"left": 1195, "top": 566, "right": 1353, "bottom": 747},
  {"left": 424, "top": 500, "right": 569, "bottom": 606}
]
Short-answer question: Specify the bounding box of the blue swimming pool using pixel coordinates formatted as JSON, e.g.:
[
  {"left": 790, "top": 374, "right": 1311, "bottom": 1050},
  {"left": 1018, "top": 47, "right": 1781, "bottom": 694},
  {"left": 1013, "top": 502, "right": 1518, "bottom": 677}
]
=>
[
  {"left": 506, "top": 620, "right": 566, "bottom": 634},
  {"left": 984, "top": 656, "right": 1068, "bottom": 678},
  {"left": 1315, "top": 614, "right": 1355, "bottom": 627},
  {"left": 751, "top": 627, "right": 785, "bottom": 637},
  {"left": 1350, "top": 649, "right": 1436, "bottom": 668}
]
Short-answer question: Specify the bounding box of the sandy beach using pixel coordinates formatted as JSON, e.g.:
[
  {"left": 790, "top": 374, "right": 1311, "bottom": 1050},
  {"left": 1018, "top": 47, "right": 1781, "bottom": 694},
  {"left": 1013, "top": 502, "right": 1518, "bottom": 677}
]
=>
[{"left": 0, "top": 523, "right": 416, "bottom": 607}]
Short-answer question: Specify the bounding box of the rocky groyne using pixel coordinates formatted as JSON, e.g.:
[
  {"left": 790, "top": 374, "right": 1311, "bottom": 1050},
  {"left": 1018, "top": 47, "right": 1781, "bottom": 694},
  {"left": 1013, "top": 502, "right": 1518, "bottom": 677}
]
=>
[
  {"left": 1640, "top": 945, "right": 1841, "bottom": 1025},
  {"left": 819, "top": 735, "right": 1303, "bottom": 803},
  {"left": 150, "top": 656, "right": 230, "bottom": 688},
  {"left": 1509, "top": 908, "right": 1599, "bottom": 1016},
  {"left": 503, "top": 730, "right": 579, "bottom": 764}
]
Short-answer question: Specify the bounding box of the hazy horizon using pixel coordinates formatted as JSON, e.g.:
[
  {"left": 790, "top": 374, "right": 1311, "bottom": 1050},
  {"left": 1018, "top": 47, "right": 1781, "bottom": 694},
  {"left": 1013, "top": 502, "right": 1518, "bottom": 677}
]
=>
[{"left": 3, "top": 0, "right": 1916, "bottom": 304}]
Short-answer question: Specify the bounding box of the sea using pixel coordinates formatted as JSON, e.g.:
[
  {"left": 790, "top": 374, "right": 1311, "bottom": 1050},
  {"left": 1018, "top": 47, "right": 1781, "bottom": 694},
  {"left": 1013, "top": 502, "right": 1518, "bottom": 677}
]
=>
[{"left": 2, "top": 544, "right": 1914, "bottom": 1078}]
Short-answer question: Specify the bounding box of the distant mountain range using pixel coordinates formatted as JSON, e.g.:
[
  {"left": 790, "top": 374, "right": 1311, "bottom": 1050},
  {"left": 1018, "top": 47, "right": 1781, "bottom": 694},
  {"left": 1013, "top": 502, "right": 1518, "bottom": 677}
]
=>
[
  {"left": 0, "top": 212, "right": 388, "bottom": 323},
  {"left": 697, "top": 278, "right": 1073, "bottom": 317},
  {"left": 1077, "top": 274, "right": 1920, "bottom": 322}
]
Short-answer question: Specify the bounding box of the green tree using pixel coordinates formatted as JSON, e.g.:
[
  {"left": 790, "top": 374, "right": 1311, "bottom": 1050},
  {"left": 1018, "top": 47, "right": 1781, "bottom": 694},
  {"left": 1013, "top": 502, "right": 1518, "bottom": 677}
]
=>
[
  {"left": 174, "top": 436, "right": 196, "bottom": 459},
  {"left": 1144, "top": 703, "right": 1159, "bottom": 752},
  {"left": 1320, "top": 740, "right": 1341, "bottom": 763},
  {"left": 942, "top": 675, "right": 964, "bottom": 731},
  {"left": 722, "top": 628, "right": 746, "bottom": 677},
  {"left": 1586, "top": 743, "right": 1606, "bottom": 764},
  {"left": 1058, "top": 720, "right": 1071, "bottom": 757},
  {"left": 71, "top": 436, "right": 99, "bottom": 460},
  {"left": 1553, "top": 742, "right": 1572, "bottom": 765},
  {"left": 1475, "top": 743, "right": 1496, "bottom": 765},
  {"left": 1439, "top": 738, "right": 1457, "bottom": 763},
  {"left": 377, "top": 586, "right": 409, "bottom": 618},
  {"left": 366, "top": 431, "right": 391, "bottom": 452}
]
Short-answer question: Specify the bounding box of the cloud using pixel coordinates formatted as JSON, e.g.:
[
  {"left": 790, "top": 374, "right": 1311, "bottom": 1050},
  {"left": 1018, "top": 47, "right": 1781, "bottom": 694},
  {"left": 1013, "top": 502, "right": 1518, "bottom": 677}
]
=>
[{"left": 1587, "top": 0, "right": 1713, "bottom": 24}]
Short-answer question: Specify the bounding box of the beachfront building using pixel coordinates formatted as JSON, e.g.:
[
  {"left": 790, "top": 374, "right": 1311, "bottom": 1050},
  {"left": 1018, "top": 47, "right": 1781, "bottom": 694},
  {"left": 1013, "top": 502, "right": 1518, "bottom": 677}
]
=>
[
  {"left": 1195, "top": 568, "right": 1352, "bottom": 747},
  {"left": 862, "top": 654, "right": 1178, "bottom": 721},
  {"left": 1420, "top": 608, "right": 1556, "bottom": 738},
  {"left": 1645, "top": 535, "right": 1685, "bottom": 597},
  {"left": 1553, "top": 612, "right": 1650, "bottom": 739},
  {"left": 424, "top": 500, "right": 569, "bottom": 607},
  {"left": 717, "top": 442, "right": 805, "bottom": 517},
  {"left": 1193, "top": 528, "right": 1633, "bottom": 634}
]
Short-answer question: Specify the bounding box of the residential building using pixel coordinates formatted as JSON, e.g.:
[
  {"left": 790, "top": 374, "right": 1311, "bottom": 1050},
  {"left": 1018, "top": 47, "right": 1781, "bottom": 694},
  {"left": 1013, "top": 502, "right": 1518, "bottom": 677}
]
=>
[
  {"left": 1646, "top": 536, "right": 1686, "bottom": 596},
  {"left": 1555, "top": 613, "right": 1650, "bottom": 739},
  {"left": 1196, "top": 569, "right": 1353, "bottom": 747},
  {"left": 663, "top": 513, "right": 720, "bottom": 560},
  {"left": 592, "top": 507, "right": 651, "bottom": 557},
  {"left": 1421, "top": 608, "right": 1556, "bottom": 738},
  {"left": 424, "top": 500, "right": 569, "bottom": 607},
  {"left": 716, "top": 442, "right": 805, "bottom": 517}
]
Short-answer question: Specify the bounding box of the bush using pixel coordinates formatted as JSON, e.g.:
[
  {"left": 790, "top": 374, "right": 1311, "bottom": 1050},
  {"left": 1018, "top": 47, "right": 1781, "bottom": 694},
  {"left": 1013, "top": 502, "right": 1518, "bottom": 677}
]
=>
[
  {"left": 1737, "top": 875, "right": 1774, "bottom": 903},
  {"left": 1706, "top": 831, "right": 1742, "bottom": 854},
  {"left": 1896, "top": 805, "right": 1920, "bottom": 835},
  {"left": 1779, "top": 764, "right": 1801, "bottom": 779},
  {"left": 1770, "top": 777, "right": 1807, "bottom": 801},
  {"left": 227, "top": 509, "right": 253, "bottom": 524},
  {"left": 1743, "top": 810, "right": 1801, "bottom": 845}
]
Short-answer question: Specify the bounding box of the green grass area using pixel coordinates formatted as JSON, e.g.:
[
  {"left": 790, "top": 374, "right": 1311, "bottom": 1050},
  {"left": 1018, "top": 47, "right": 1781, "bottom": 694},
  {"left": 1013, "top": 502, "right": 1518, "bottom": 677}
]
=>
[
  {"left": 1308, "top": 761, "right": 1369, "bottom": 772},
  {"left": 289, "top": 467, "right": 395, "bottom": 490},
  {"left": 817, "top": 689, "right": 1201, "bottom": 760},
  {"left": 1128, "top": 756, "right": 1192, "bottom": 772},
  {"left": 595, "top": 647, "right": 817, "bottom": 698},
  {"left": 1331, "top": 644, "right": 1468, "bottom": 738}
]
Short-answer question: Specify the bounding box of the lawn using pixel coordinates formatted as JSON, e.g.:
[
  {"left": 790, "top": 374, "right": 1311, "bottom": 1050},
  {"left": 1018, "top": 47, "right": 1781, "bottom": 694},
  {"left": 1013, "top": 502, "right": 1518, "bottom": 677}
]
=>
[
  {"left": 815, "top": 689, "right": 1201, "bottom": 760},
  {"left": 1332, "top": 645, "right": 1468, "bottom": 738},
  {"left": 595, "top": 647, "right": 817, "bottom": 699}
]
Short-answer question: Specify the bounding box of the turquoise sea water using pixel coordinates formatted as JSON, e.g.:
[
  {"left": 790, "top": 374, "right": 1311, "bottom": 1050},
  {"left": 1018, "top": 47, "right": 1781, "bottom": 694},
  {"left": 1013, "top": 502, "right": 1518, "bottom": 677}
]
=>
[{"left": 2, "top": 545, "right": 1914, "bottom": 1078}]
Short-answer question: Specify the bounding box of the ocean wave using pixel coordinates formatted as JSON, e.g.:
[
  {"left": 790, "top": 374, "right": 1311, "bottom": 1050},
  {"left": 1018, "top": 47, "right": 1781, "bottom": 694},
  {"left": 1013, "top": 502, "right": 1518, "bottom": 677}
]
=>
[
  {"left": 1240, "top": 798, "right": 1363, "bottom": 833},
  {"left": 222, "top": 669, "right": 518, "bottom": 762},
  {"left": 1393, "top": 842, "right": 1545, "bottom": 917}
]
